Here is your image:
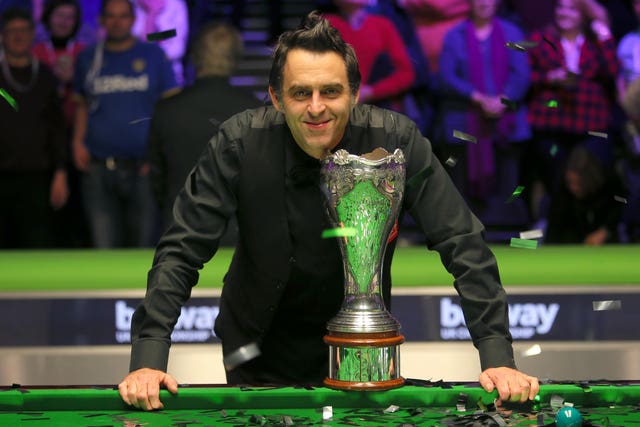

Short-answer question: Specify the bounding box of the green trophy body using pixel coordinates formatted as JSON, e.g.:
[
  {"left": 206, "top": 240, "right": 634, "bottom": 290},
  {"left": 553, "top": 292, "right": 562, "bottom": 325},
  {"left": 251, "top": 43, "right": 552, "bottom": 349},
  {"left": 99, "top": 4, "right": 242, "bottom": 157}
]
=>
[{"left": 320, "top": 148, "right": 405, "bottom": 390}]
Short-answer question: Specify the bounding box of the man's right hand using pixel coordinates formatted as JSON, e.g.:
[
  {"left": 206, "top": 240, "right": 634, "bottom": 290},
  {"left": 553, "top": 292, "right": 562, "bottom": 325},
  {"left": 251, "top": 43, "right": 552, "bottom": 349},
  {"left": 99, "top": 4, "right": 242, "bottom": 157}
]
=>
[{"left": 118, "top": 368, "right": 179, "bottom": 411}]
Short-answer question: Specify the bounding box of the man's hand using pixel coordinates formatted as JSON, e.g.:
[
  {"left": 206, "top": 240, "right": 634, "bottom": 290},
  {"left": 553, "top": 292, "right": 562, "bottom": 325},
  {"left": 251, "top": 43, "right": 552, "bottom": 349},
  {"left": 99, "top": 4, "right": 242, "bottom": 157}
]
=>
[
  {"left": 479, "top": 367, "right": 539, "bottom": 403},
  {"left": 118, "top": 368, "right": 179, "bottom": 411}
]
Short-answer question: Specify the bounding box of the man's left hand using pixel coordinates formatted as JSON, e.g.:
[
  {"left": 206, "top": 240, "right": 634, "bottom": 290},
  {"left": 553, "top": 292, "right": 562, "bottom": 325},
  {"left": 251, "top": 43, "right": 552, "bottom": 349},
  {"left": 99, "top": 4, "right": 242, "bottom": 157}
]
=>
[{"left": 479, "top": 367, "right": 539, "bottom": 403}]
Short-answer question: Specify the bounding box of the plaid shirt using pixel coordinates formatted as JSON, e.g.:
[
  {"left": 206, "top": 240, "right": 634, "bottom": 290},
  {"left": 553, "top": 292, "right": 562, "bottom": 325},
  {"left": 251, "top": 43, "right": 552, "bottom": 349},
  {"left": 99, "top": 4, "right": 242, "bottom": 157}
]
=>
[{"left": 527, "top": 30, "right": 619, "bottom": 134}]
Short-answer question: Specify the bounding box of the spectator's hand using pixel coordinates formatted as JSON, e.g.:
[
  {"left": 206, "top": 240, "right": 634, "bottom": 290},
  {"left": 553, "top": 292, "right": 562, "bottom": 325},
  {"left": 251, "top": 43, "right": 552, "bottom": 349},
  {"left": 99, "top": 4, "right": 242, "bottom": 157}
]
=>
[
  {"left": 50, "top": 170, "right": 69, "bottom": 210},
  {"left": 479, "top": 367, "right": 539, "bottom": 403},
  {"left": 73, "top": 142, "right": 90, "bottom": 172},
  {"left": 547, "top": 68, "right": 578, "bottom": 88},
  {"left": 482, "top": 96, "right": 507, "bottom": 119},
  {"left": 118, "top": 368, "right": 178, "bottom": 411},
  {"left": 584, "top": 227, "right": 609, "bottom": 245}
]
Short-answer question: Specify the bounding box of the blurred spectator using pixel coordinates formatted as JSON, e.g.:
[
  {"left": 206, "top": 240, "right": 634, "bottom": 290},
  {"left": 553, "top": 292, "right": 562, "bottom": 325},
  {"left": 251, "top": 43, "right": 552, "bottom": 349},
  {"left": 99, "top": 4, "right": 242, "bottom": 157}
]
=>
[
  {"left": 71, "top": 0, "right": 179, "bottom": 248},
  {"left": 369, "top": 0, "right": 436, "bottom": 136},
  {"left": 399, "top": 0, "right": 470, "bottom": 73},
  {"left": 524, "top": 0, "right": 619, "bottom": 221},
  {"left": 545, "top": 145, "right": 624, "bottom": 244},
  {"left": 617, "top": 2, "right": 640, "bottom": 242},
  {"left": 32, "top": 0, "right": 88, "bottom": 246},
  {"left": 147, "top": 22, "right": 261, "bottom": 244},
  {"left": 499, "top": 0, "right": 555, "bottom": 34},
  {"left": 131, "top": 0, "right": 188, "bottom": 85},
  {"left": 33, "top": 0, "right": 85, "bottom": 126},
  {"left": 324, "top": 0, "right": 415, "bottom": 113},
  {"left": 438, "top": 0, "right": 530, "bottom": 224},
  {"left": 0, "top": 7, "right": 68, "bottom": 248}
]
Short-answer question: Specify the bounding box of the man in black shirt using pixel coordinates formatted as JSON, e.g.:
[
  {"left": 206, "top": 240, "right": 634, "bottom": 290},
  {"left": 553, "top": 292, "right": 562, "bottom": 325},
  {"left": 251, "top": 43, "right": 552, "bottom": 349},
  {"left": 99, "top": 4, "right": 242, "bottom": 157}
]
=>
[
  {"left": 0, "top": 8, "right": 68, "bottom": 247},
  {"left": 118, "top": 11, "right": 539, "bottom": 410}
]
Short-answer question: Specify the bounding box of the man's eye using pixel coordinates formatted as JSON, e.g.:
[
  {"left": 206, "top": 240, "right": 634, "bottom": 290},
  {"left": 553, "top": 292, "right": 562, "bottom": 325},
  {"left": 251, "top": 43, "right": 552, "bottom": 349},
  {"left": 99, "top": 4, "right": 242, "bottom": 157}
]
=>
[{"left": 293, "top": 90, "right": 309, "bottom": 99}]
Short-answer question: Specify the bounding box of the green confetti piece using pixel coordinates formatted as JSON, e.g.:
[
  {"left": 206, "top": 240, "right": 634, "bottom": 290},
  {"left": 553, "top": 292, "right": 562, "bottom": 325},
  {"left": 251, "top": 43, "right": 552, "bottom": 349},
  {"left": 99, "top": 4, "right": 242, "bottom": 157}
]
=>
[
  {"left": 453, "top": 129, "right": 477, "bottom": 143},
  {"left": 505, "top": 185, "right": 525, "bottom": 203},
  {"left": 510, "top": 237, "right": 538, "bottom": 249},
  {"left": 546, "top": 100, "right": 558, "bottom": 108},
  {"left": 407, "top": 165, "right": 433, "bottom": 188},
  {"left": 516, "top": 40, "right": 539, "bottom": 48},
  {"left": 550, "top": 144, "right": 558, "bottom": 157},
  {"left": 321, "top": 227, "right": 357, "bottom": 238},
  {"left": 0, "top": 88, "right": 18, "bottom": 111},
  {"left": 146, "top": 28, "right": 177, "bottom": 41}
]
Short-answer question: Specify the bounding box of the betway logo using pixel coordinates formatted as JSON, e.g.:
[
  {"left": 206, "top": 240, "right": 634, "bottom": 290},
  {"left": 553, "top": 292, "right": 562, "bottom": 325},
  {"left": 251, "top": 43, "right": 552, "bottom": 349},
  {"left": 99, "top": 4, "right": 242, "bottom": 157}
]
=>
[
  {"left": 439, "top": 297, "right": 559, "bottom": 340},
  {"left": 114, "top": 301, "right": 220, "bottom": 343}
]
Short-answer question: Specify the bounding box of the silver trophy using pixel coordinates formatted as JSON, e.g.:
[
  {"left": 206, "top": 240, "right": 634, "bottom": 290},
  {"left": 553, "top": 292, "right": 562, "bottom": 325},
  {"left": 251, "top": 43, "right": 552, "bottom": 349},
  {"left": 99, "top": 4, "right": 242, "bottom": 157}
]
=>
[{"left": 320, "top": 147, "right": 405, "bottom": 390}]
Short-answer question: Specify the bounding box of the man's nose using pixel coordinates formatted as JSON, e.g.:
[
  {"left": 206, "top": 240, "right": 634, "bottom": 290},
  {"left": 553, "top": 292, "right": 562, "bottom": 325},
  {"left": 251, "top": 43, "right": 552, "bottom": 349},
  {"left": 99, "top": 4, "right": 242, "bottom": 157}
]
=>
[{"left": 308, "top": 93, "right": 326, "bottom": 116}]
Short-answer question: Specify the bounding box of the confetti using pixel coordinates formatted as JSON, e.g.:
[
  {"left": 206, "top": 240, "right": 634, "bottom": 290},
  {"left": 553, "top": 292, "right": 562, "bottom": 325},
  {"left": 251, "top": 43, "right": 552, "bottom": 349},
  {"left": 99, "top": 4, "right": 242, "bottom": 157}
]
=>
[
  {"left": 407, "top": 165, "right": 434, "bottom": 188},
  {"left": 592, "top": 300, "right": 622, "bottom": 311},
  {"left": 505, "top": 185, "right": 525, "bottom": 203},
  {"left": 322, "top": 406, "right": 333, "bottom": 420},
  {"left": 506, "top": 42, "right": 527, "bottom": 52},
  {"left": 445, "top": 156, "right": 457, "bottom": 167},
  {"left": 321, "top": 227, "right": 356, "bottom": 238},
  {"left": 0, "top": 88, "right": 18, "bottom": 111},
  {"left": 546, "top": 100, "right": 558, "bottom": 108},
  {"left": 516, "top": 40, "right": 539, "bottom": 49},
  {"left": 614, "top": 195, "right": 628, "bottom": 204},
  {"left": 146, "top": 28, "right": 177, "bottom": 42},
  {"left": 550, "top": 395, "right": 565, "bottom": 411},
  {"left": 519, "top": 229, "right": 544, "bottom": 240},
  {"left": 283, "top": 415, "right": 293, "bottom": 425},
  {"left": 128, "top": 117, "right": 151, "bottom": 124},
  {"left": 510, "top": 237, "right": 538, "bottom": 249},
  {"left": 453, "top": 129, "right": 477, "bottom": 143},
  {"left": 222, "top": 342, "right": 261, "bottom": 370},
  {"left": 522, "top": 344, "right": 542, "bottom": 357},
  {"left": 588, "top": 131, "right": 608, "bottom": 139},
  {"left": 550, "top": 144, "right": 558, "bottom": 157},
  {"left": 383, "top": 405, "right": 400, "bottom": 413},
  {"left": 500, "top": 97, "right": 518, "bottom": 111}
]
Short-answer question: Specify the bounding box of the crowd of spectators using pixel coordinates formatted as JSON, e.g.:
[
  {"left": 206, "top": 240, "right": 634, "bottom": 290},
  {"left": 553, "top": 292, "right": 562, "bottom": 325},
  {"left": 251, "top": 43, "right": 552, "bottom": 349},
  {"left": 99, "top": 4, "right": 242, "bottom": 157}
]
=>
[{"left": 1, "top": 0, "right": 639, "bottom": 249}]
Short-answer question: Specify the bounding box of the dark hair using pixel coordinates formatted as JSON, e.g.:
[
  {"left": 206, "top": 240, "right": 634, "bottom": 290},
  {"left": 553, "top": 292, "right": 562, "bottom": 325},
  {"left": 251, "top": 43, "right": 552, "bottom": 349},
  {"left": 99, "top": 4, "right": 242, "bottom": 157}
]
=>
[
  {"left": 268, "top": 10, "right": 361, "bottom": 101},
  {"left": 41, "top": 0, "right": 82, "bottom": 39},
  {"left": 565, "top": 145, "right": 605, "bottom": 196},
  {"left": 0, "top": 7, "right": 34, "bottom": 30},
  {"left": 100, "top": 0, "right": 134, "bottom": 17}
]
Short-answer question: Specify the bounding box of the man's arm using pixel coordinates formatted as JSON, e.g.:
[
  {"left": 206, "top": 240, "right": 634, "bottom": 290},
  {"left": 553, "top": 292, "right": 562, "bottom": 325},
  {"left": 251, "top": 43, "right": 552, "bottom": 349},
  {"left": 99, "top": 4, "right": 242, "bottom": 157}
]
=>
[
  {"left": 120, "top": 114, "right": 245, "bottom": 410},
  {"left": 397, "top": 115, "right": 539, "bottom": 401}
]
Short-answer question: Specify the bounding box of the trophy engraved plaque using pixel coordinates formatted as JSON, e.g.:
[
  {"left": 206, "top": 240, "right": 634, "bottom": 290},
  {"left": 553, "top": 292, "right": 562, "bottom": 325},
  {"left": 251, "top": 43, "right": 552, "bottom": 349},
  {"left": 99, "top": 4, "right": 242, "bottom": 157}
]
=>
[{"left": 320, "top": 147, "right": 405, "bottom": 390}]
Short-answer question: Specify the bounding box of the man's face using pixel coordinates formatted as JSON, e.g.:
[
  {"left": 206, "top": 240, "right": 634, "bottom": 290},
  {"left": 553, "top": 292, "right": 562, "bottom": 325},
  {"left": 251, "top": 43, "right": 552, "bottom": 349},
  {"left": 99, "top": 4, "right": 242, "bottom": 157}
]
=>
[
  {"left": 1, "top": 18, "right": 34, "bottom": 57},
  {"left": 100, "top": 0, "right": 134, "bottom": 43},
  {"left": 470, "top": 0, "right": 498, "bottom": 21},
  {"left": 269, "top": 49, "right": 358, "bottom": 159},
  {"left": 49, "top": 4, "right": 77, "bottom": 39},
  {"left": 555, "top": 0, "right": 583, "bottom": 33}
]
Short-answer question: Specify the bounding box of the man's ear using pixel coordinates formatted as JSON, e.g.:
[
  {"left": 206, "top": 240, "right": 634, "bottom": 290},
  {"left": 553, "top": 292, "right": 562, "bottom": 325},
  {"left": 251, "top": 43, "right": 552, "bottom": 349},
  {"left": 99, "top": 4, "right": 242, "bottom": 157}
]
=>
[
  {"left": 353, "top": 88, "right": 360, "bottom": 106},
  {"left": 268, "top": 86, "right": 282, "bottom": 111}
]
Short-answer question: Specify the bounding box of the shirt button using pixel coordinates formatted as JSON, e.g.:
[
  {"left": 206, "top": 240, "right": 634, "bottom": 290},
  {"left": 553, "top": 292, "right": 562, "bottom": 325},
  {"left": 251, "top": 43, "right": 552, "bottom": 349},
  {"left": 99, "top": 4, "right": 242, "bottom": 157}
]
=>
[
  {"left": 289, "top": 257, "right": 296, "bottom": 263},
  {"left": 269, "top": 306, "right": 275, "bottom": 312},
  {"left": 275, "top": 281, "right": 283, "bottom": 290}
]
